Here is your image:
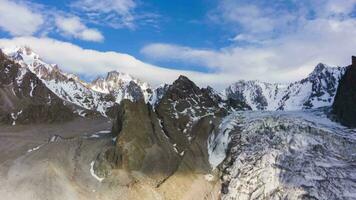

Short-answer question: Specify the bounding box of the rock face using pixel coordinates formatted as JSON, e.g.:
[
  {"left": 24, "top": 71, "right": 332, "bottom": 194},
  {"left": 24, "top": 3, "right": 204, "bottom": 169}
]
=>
[
  {"left": 0, "top": 50, "right": 74, "bottom": 124},
  {"left": 155, "top": 75, "right": 228, "bottom": 153},
  {"left": 111, "top": 99, "right": 179, "bottom": 181},
  {"left": 332, "top": 56, "right": 356, "bottom": 127},
  {"left": 103, "top": 76, "right": 227, "bottom": 173},
  {"left": 225, "top": 63, "right": 346, "bottom": 110},
  {"left": 95, "top": 76, "right": 224, "bottom": 199}
]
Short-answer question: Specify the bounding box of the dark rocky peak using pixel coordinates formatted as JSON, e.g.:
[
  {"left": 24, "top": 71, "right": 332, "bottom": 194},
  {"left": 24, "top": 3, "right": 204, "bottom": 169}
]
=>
[
  {"left": 106, "top": 71, "right": 121, "bottom": 80},
  {"left": 163, "top": 75, "right": 222, "bottom": 110},
  {"left": 173, "top": 75, "right": 196, "bottom": 86},
  {"left": 154, "top": 75, "right": 227, "bottom": 153},
  {"left": 123, "top": 80, "right": 145, "bottom": 102},
  {"left": 168, "top": 75, "right": 201, "bottom": 99},
  {"left": 312, "top": 63, "right": 326, "bottom": 74},
  {"left": 106, "top": 71, "right": 133, "bottom": 82},
  {"left": 332, "top": 56, "right": 356, "bottom": 127}
]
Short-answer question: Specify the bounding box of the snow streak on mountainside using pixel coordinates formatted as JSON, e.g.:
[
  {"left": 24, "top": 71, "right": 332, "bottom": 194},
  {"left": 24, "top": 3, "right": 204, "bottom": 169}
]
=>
[
  {"left": 208, "top": 109, "right": 356, "bottom": 199},
  {"left": 225, "top": 64, "right": 346, "bottom": 111}
]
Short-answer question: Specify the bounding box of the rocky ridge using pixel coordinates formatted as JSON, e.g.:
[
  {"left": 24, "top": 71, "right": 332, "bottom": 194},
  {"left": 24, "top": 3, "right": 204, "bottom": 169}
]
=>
[
  {"left": 2, "top": 46, "right": 349, "bottom": 119},
  {"left": 225, "top": 63, "right": 346, "bottom": 111},
  {"left": 2, "top": 47, "right": 152, "bottom": 117}
]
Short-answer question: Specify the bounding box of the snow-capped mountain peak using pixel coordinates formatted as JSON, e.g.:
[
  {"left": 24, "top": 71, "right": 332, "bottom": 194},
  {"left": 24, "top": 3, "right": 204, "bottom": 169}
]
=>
[
  {"left": 2, "top": 47, "right": 115, "bottom": 117},
  {"left": 90, "top": 71, "right": 137, "bottom": 94},
  {"left": 1, "top": 46, "right": 154, "bottom": 117},
  {"left": 225, "top": 64, "right": 346, "bottom": 111},
  {"left": 90, "top": 70, "right": 152, "bottom": 102}
]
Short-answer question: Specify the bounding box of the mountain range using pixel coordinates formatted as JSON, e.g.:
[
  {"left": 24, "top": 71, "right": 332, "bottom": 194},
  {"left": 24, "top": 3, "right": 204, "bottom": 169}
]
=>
[{"left": 0, "top": 46, "right": 348, "bottom": 125}]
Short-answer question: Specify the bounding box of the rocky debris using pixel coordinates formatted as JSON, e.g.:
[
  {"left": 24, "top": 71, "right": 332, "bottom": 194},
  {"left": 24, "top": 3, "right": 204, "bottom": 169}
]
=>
[
  {"left": 0, "top": 50, "right": 74, "bottom": 124},
  {"left": 209, "top": 111, "right": 356, "bottom": 200},
  {"left": 225, "top": 63, "right": 346, "bottom": 111},
  {"left": 332, "top": 56, "right": 356, "bottom": 127}
]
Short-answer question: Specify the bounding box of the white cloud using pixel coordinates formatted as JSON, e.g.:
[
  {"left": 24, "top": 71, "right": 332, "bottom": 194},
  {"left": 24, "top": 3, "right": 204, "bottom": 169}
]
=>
[
  {"left": 321, "top": 0, "right": 356, "bottom": 16},
  {"left": 141, "top": 43, "right": 218, "bottom": 68},
  {"left": 141, "top": 17, "right": 356, "bottom": 83},
  {"left": 0, "top": 37, "right": 237, "bottom": 89},
  {"left": 0, "top": 0, "right": 104, "bottom": 42},
  {"left": 71, "top": 0, "right": 136, "bottom": 28},
  {"left": 209, "top": 0, "right": 299, "bottom": 42},
  {"left": 55, "top": 16, "right": 104, "bottom": 42},
  {"left": 141, "top": 0, "right": 356, "bottom": 83},
  {"left": 0, "top": 0, "right": 44, "bottom": 36}
]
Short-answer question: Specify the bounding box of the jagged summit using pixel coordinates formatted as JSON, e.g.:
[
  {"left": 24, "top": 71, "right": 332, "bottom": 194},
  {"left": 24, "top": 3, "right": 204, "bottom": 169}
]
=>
[
  {"left": 89, "top": 70, "right": 152, "bottom": 102},
  {"left": 90, "top": 70, "right": 148, "bottom": 93},
  {"left": 174, "top": 75, "right": 193, "bottom": 83},
  {"left": 0, "top": 46, "right": 156, "bottom": 117},
  {"left": 311, "top": 63, "right": 327, "bottom": 74},
  {"left": 106, "top": 71, "right": 134, "bottom": 81},
  {"left": 225, "top": 63, "right": 346, "bottom": 110}
]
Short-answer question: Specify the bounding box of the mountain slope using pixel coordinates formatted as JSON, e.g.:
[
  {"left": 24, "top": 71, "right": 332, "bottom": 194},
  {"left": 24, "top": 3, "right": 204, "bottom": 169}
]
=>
[
  {"left": 0, "top": 50, "right": 74, "bottom": 124},
  {"left": 225, "top": 64, "right": 346, "bottom": 111}
]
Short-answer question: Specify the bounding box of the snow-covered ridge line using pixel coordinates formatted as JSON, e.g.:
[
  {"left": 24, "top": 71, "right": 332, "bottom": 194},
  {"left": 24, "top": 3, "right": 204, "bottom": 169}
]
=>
[
  {"left": 225, "top": 64, "right": 347, "bottom": 111},
  {"left": 2, "top": 46, "right": 348, "bottom": 114},
  {"left": 1, "top": 46, "right": 153, "bottom": 116}
]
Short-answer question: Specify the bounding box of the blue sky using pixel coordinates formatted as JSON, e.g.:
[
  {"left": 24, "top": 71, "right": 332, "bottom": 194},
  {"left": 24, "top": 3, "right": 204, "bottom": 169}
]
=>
[{"left": 0, "top": 0, "right": 355, "bottom": 88}]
